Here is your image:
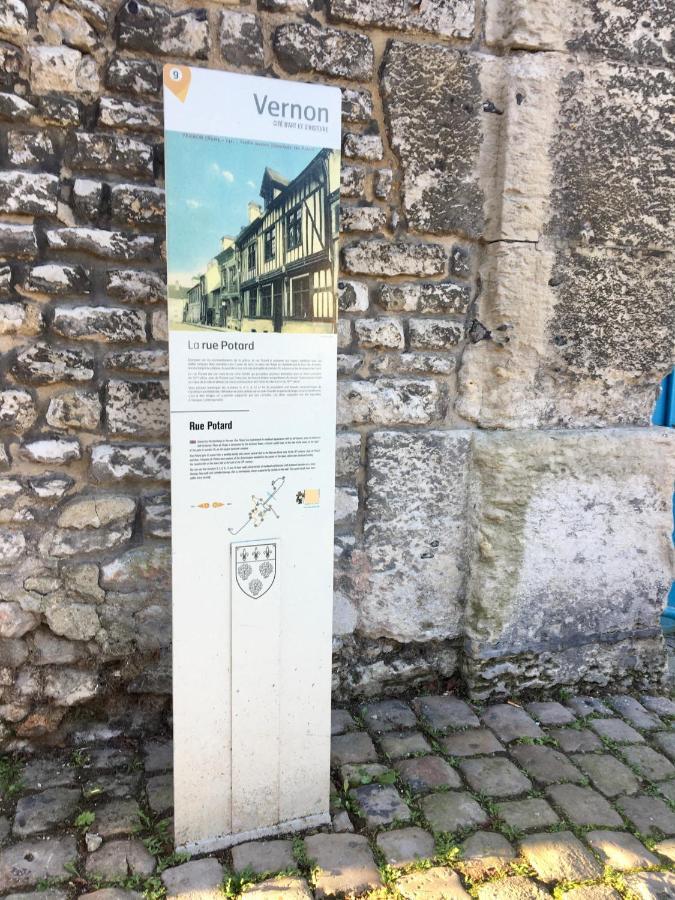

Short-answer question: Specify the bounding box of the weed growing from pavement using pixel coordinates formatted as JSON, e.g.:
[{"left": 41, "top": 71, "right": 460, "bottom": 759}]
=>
[
  {"left": 74, "top": 810, "right": 96, "bottom": 830},
  {"left": 0, "top": 755, "right": 23, "bottom": 798}
]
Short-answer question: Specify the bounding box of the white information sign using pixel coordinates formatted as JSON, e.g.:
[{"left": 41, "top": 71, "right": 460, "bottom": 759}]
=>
[{"left": 163, "top": 66, "right": 341, "bottom": 852}]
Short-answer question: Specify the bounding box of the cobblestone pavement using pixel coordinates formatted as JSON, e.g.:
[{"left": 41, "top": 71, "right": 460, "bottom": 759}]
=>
[{"left": 1, "top": 693, "right": 675, "bottom": 899}]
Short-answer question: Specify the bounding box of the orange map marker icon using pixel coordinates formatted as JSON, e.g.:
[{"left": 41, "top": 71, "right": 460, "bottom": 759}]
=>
[{"left": 164, "top": 65, "right": 191, "bottom": 103}]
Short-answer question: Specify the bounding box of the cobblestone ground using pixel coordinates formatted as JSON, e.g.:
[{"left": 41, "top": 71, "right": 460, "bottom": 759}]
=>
[{"left": 1, "top": 693, "right": 675, "bottom": 899}]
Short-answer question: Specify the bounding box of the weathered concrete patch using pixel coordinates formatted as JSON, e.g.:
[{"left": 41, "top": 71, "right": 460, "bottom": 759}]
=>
[
  {"left": 457, "top": 244, "right": 675, "bottom": 428},
  {"left": 381, "top": 41, "right": 486, "bottom": 237},
  {"left": 463, "top": 429, "right": 675, "bottom": 696},
  {"left": 359, "top": 431, "right": 470, "bottom": 643}
]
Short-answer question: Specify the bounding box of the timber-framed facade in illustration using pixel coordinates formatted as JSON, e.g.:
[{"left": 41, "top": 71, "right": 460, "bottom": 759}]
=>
[{"left": 183, "top": 148, "right": 339, "bottom": 334}]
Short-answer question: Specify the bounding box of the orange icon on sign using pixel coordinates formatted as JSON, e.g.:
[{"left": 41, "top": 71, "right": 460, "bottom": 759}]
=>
[{"left": 164, "top": 65, "right": 191, "bottom": 103}]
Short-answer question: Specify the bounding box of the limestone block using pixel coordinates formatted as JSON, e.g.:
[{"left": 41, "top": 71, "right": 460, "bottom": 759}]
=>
[
  {"left": 106, "top": 269, "right": 166, "bottom": 304},
  {"left": 486, "top": 0, "right": 675, "bottom": 66},
  {"left": 52, "top": 307, "right": 147, "bottom": 343},
  {"left": 43, "top": 668, "right": 98, "bottom": 705},
  {"left": 24, "top": 264, "right": 90, "bottom": 296},
  {"left": 373, "top": 169, "right": 393, "bottom": 200},
  {"left": 106, "top": 57, "right": 160, "bottom": 96},
  {"left": 408, "top": 318, "right": 463, "bottom": 351},
  {"left": 20, "top": 439, "right": 81, "bottom": 464},
  {"left": 464, "top": 429, "right": 675, "bottom": 693},
  {"left": 340, "top": 165, "right": 367, "bottom": 200},
  {"left": 359, "top": 431, "right": 470, "bottom": 642},
  {"left": 0, "top": 390, "right": 37, "bottom": 432},
  {"left": 379, "top": 282, "right": 470, "bottom": 315},
  {"left": 46, "top": 390, "right": 101, "bottom": 431},
  {"left": 111, "top": 184, "right": 165, "bottom": 226},
  {"left": 340, "top": 206, "right": 387, "bottom": 233},
  {"left": 105, "top": 349, "right": 169, "bottom": 375},
  {"left": 549, "top": 63, "right": 673, "bottom": 249},
  {"left": 0, "top": 0, "right": 28, "bottom": 40},
  {"left": 328, "top": 0, "right": 475, "bottom": 39},
  {"left": 12, "top": 343, "right": 95, "bottom": 384},
  {"left": 7, "top": 132, "right": 56, "bottom": 168},
  {"left": 0, "top": 303, "right": 43, "bottom": 336},
  {"left": 0, "top": 224, "right": 38, "bottom": 260},
  {"left": 220, "top": 11, "right": 264, "bottom": 69},
  {"left": 45, "top": 228, "right": 154, "bottom": 261},
  {"left": 342, "top": 88, "right": 373, "bottom": 124},
  {"left": 342, "top": 240, "right": 447, "bottom": 277},
  {"left": 37, "top": 3, "right": 98, "bottom": 52},
  {"left": 457, "top": 244, "right": 675, "bottom": 428},
  {"left": 100, "top": 545, "right": 171, "bottom": 592},
  {"left": 117, "top": 2, "right": 209, "bottom": 59},
  {"left": 106, "top": 380, "right": 168, "bottom": 436},
  {"left": 97, "top": 99, "right": 160, "bottom": 135},
  {"left": 335, "top": 432, "right": 360, "bottom": 479},
  {"left": 381, "top": 41, "right": 498, "bottom": 237},
  {"left": 29, "top": 46, "right": 100, "bottom": 96},
  {"left": 45, "top": 599, "right": 99, "bottom": 640},
  {"left": 70, "top": 133, "right": 154, "bottom": 178},
  {"left": 337, "top": 379, "right": 442, "bottom": 426},
  {"left": 90, "top": 444, "right": 170, "bottom": 482},
  {"left": 0, "top": 171, "right": 59, "bottom": 216},
  {"left": 151, "top": 309, "right": 167, "bottom": 341},
  {"left": 338, "top": 280, "right": 369, "bottom": 313},
  {"left": 274, "top": 23, "right": 373, "bottom": 81},
  {"left": 343, "top": 133, "right": 383, "bottom": 162},
  {"left": 38, "top": 95, "right": 80, "bottom": 126},
  {"left": 355, "top": 318, "right": 404, "bottom": 350}
]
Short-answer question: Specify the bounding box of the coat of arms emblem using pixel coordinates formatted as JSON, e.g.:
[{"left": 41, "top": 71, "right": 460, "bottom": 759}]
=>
[{"left": 234, "top": 542, "right": 277, "bottom": 599}]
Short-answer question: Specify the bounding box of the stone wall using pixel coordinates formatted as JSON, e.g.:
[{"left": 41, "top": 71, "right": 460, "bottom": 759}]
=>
[{"left": 0, "top": 0, "right": 673, "bottom": 746}]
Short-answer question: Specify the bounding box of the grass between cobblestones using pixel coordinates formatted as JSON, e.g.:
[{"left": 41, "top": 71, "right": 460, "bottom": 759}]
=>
[{"left": 0, "top": 692, "right": 674, "bottom": 899}]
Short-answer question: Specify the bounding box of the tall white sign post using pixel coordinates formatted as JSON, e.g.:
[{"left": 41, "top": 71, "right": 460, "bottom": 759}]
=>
[{"left": 163, "top": 66, "right": 341, "bottom": 852}]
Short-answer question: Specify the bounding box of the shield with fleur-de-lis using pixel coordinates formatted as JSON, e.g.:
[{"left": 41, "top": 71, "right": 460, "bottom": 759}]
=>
[{"left": 234, "top": 542, "right": 277, "bottom": 599}]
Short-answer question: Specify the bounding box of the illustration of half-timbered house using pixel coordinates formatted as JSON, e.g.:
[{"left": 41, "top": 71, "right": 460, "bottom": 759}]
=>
[{"left": 230, "top": 148, "right": 340, "bottom": 334}]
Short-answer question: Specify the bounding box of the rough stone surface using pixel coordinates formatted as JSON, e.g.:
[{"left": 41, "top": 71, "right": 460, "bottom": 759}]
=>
[
  {"left": 510, "top": 745, "right": 583, "bottom": 786},
  {"left": 231, "top": 840, "right": 293, "bottom": 876},
  {"left": 397, "top": 868, "right": 471, "bottom": 900},
  {"left": 303, "top": 834, "right": 382, "bottom": 899},
  {"left": 118, "top": 3, "right": 208, "bottom": 59},
  {"left": 520, "top": 831, "right": 602, "bottom": 883},
  {"left": 349, "top": 783, "right": 410, "bottom": 827},
  {"left": 460, "top": 831, "right": 516, "bottom": 875},
  {"left": 545, "top": 784, "right": 623, "bottom": 828},
  {"left": 496, "top": 798, "right": 559, "bottom": 832},
  {"left": 570, "top": 754, "right": 640, "bottom": 797},
  {"left": 382, "top": 41, "right": 485, "bottom": 236},
  {"left": 421, "top": 791, "right": 488, "bottom": 833},
  {"left": 329, "top": 0, "right": 475, "bottom": 39},
  {"left": 359, "top": 432, "right": 469, "bottom": 642},
  {"left": 464, "top": 430, "right": 675, "bottom": 696},
  {"left": 585, "top": 830, "right": 658, "bottom": 871},
  {"left": 441, "top": 729, "right": 504, "bottom": 757},
  {"left": 220, "top": 11, "right": 263, "bottom": 69},
  {"left": 275, "top": 23, "right": 373, "bottom": 81},
  {"left": 375, "top": 826, "right": 435, "bottom": 866},
  {"left": 13, "top": 788, "right": 80, "bottom": 838},
  {"left": 395, "top": 755, "right": 461, "bottom": 794},
  {"left": 481, "top": 705, "right": 545, "bottom": 743},
  {"left": 85, "top": 839, "right": 155, "bottom": 879},
  {"left": 616, "top": 795, "right": 675, "bottom": 837},
  {"left": 0, "top": 836, "right": 77, "bottom": 889},
  {"left": 460, "top": 757, "right": 532, "bottom": 798},
  {"left": 477, "top": 878, "right": 551, "bottom": 900}
]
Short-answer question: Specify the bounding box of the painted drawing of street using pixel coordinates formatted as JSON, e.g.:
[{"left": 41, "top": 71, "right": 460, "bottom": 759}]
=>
[{"left": 165, "top": 133, "right": 339, "bottom": 335}]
